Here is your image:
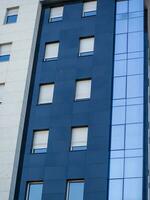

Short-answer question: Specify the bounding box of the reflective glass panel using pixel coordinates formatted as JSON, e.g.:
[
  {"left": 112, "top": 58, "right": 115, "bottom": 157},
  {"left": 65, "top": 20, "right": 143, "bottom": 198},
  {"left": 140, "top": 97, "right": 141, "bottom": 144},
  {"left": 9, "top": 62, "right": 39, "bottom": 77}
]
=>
[
  {"left": 128, "top": 32, "right": 143, "bottom": 52},
  {"left": 127, "top": 58, "right": 143, "bottom": 75},
  {"left": 125, "top": 123, "right": 143, "bottom": 149},
  {"left": 110, "top": 158, "right": 124, "bottom": 178},
  {"left": 112, "top": 106, "right": 126, "bottom": 125},
  {"left": 116, "top": 19, "right": 128, "bottom": 34},
  {"left": 111, "top": 125, "right": 125, "bottom": 150},
  {"left": 109, "top": 179, "right": 123, "bottom": 200},
  {"left": 115, "top": 34, "right": 127, "bottom": 54},
  {"left": 113, "top": 77, "right": 126, "bottom": 99},
  {"left": 116, "top": 1, "right": 128, "bottom": 14},
  {"left": 129, "top": 0, "right": 144, "bottom": 12},
  {"left": 27, "top": 183, "right": 43, "bottom": 200},
  {"left": 125, "top": 157, "right": 143, "bottom": 178},
  {"left": 124, "top": 178, "right": 143, "bottom": 200},
  {"left": 129, "top": 17, "right": 143, "bottom": 32},
  {"left": 67, "top": 181, "right": 84, "bottom": 200},
  {"left": 114, "top": 60, "right": 127, "bottom": 77},
  {"left": 126, "top": 105, "right": 143, "bottom": 123},
  {"left": 127, "top": 75, "right": 143, "bottom": 98}
]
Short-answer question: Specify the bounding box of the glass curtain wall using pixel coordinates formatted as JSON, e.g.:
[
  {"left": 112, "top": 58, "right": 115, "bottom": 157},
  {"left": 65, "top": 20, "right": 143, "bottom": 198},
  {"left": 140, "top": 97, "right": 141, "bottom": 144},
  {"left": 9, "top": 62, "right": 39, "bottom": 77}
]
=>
[{"left": 109, "top": 0, "right": 144, "bottom": 200}]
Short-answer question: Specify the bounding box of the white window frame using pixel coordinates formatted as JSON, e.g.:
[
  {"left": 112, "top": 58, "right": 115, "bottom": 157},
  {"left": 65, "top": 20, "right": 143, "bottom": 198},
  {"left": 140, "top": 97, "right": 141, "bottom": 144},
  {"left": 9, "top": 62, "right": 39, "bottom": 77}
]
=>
[
  {"left": 5, "top": 7, "right": 19, "bottom": 24},
  {"left": 38, "top": 83, "right": 55, "bottom": 104},
  {"left": 44, "top": 42, "right": 59, "bottom": 61},
  {"left": 83, "top": 1, "right": 97, "bottom": 17},
  {"left": 75, "top": 79, "right": 92, "bottom": 100},
  {"left": 26, "top": 182, "right": 43, "bottom": 200},
  {"left": 0, "top": 43, "right": 12, "bottom": 61},
  {"left": 49, "top": 6, "right": 64, "bottom": 22},
  {"left": 32, "top": 130, "right": 49, "bottom": 154},
  {"left": 79, "top": 37, "right": 95, "bottom": 56},
  {"left": 0, "top": 83, "right": 5, "bottom": 104},
  {"left": 71, "top": 127, "right": 88, "bottom": 151},
  {"left": 66, "top": 180, "right": 85, "bottom": 200}
]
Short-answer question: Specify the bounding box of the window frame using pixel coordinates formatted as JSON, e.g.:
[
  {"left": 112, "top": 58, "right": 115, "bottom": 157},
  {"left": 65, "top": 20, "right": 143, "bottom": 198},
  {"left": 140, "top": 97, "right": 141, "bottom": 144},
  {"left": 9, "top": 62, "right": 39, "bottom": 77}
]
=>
[
  {"left": 66, "top": 180, "right": 85, "bottom": 200},
  {"left": 4, "top": 7, "right": 19, "bottom": 24},
  {"left": 82, "top": 0, "right": 97, "bottom": 17},
  {"left": 37, "top": 83, "right": 55, "bottom": 105},
  {"left": 70, "top": 126, "right": 88, "bottom": 151},
  {"left": 26, "top": 181, "right": 43, "bottom": 200},
  {"left": 75, "top": 78, "right": 92, "bottom": 101},
  {"left": 44, "top": 41, "right": 60, "bottom": 61},
  {"left": 49, "top": 6, "right": 64, "bottom": 22},
  {"left": 0, "top": 43, "right": 12, "bottom": 62},
  {"left": 31, "top": 129, "right": 49, "bottom": 154},
  {"left": 79, "top": 36, "right": 95, "bottom": 57}
]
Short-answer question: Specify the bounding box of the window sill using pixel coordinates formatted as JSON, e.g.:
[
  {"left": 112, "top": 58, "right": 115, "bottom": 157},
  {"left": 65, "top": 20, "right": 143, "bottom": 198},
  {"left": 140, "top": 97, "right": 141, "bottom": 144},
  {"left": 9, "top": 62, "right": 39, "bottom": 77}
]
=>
[
  {"left": 37, "top": 102, "right": 53, "bottom": 106},
  {"left": 74, "top": 98, "right": 90, "bottom": 102},
  {"left": 79, "top": 52, "right": 94, "bottom": 57},
  {"left": 43, "top": 57, "right": 58, "bottom": 62},
  {"left": 49, "top": 17, "right": 63, "bottom": 23}
]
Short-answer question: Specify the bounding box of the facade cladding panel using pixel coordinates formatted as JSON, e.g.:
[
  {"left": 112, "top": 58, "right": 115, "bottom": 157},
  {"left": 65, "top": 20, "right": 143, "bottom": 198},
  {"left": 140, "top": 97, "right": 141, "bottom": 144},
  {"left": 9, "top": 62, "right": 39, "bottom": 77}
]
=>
[
  {"left": 0, "top": 1, "right": 40, "bottom": 200},
  {"left": 14, "top": 0, "right": 147, "bottom": 200}
]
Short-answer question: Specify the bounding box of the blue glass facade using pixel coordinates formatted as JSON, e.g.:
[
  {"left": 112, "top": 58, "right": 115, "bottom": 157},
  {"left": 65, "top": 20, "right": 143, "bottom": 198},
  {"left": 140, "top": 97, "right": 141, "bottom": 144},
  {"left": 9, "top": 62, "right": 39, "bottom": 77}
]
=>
[
  {"left": 109, "top": 0, "right": 146, "bottom": 200},
  {"left": 14, "top": 0, "right": 147, "bottom": 199}
]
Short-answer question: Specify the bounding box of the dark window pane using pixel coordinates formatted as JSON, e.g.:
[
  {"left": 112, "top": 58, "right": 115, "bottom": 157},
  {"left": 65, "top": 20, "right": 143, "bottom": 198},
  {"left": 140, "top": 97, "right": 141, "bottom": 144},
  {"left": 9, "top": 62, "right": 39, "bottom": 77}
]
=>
[
  {"left": 27, "top": 183, "right": 43, "bottom": 200},
  {"left": 6, "top": 15, "right": 17, "bottom": 24},
  {"left": 67, "top": 181, "right": 84, "bottom": 200},
  {"left": 0, "top": 55, "right": 10, "bottom": 62}
]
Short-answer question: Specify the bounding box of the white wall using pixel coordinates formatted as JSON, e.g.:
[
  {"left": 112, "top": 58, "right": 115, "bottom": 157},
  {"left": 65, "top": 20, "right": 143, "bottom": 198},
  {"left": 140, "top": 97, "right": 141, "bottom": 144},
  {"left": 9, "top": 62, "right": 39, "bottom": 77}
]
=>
[{"left": 0, "top": 1, "right": 40, "bottom": 199}]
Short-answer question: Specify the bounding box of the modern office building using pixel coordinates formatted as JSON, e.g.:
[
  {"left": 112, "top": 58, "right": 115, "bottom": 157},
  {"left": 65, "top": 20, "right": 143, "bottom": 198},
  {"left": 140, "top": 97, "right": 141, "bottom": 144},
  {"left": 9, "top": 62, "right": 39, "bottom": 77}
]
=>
[{"left": 0, "top": 0, "right": 149, "bottom": 200}]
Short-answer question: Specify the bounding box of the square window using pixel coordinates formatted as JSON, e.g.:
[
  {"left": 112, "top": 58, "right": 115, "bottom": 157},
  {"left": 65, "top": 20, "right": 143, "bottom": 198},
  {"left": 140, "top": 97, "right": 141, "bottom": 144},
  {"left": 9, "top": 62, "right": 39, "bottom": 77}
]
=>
[
  {"left": 71, "top": 127, "right": 88, "bottom": 151},
  {"left": 0, "top": 83, "right": 5, "bottom": 104},
  {"left": 44, "top": 42, "right": 59, "bottom": 61},
  {"left": 66, "top": 180, "right": 84, "bottom": 200},
  {"left": 0, "top": 43, "right": 12, "bottom": 62},
  {"left": 32, "top": 130, "right": 49, "bottom": 154},
  {"left": 26, "top": 182, "right": 43, "bottom": 200},
  {"left": 83, "top": 1, "right": 97, "bottom": 17},
  {"left": 38, "top": 83, "right": 54, "bottom": 104},
  {"left": 75, "top": 79, "right": 92, "bottom": 100},
  {"left": 49, "top": 6, "right": 64, "bottom": 22},
  {"left": 5, "top": 7, "right": 19, "bottom": 24},
  {"left": 79, "top": 37, "right": 95, "bottom": 56}
]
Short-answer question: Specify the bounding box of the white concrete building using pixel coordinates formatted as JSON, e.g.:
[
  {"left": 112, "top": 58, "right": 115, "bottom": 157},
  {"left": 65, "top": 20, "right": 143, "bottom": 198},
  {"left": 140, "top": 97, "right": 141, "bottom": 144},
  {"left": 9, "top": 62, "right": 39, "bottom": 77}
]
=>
[{"left": 0, "top": 1, "right": 40, "bottom": 199}]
